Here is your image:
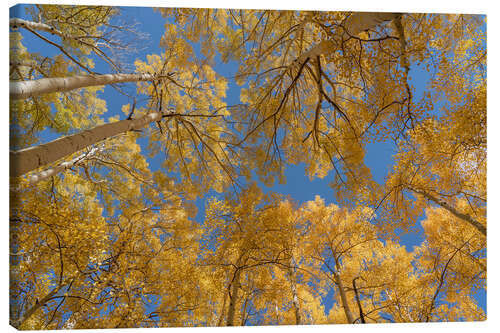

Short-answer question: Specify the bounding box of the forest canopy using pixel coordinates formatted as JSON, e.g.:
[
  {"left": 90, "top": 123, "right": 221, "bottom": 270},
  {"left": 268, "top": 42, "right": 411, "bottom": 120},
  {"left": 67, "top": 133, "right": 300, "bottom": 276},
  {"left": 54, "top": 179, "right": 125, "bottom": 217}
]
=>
[{"left": 9, "top": 4, "right": 486, "bottom": 329}]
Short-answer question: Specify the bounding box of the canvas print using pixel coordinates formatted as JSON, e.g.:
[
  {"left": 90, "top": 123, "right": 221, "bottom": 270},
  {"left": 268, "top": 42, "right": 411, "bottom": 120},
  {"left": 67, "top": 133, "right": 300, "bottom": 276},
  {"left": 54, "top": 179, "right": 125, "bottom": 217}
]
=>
[{"left": 9, "top": 4, "right": 486, "bottom": 330}]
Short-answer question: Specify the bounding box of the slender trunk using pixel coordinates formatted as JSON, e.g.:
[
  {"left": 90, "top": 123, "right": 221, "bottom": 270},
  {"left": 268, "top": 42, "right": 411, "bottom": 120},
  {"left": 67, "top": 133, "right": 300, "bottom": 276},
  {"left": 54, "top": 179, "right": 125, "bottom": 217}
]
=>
[
  {"left": 412, "top": 188, "right": 486, "bottom": 236},
  {"left": 392, "top": 15, "right": 409, "bottom": 71},
  {"left": 226, "top": 268, "right": 241, "bottom": 326},
  {"left": 291, "top": 281, "right": 301, "bottom": 325},
  {"left": 10, "top": 112, "right": 165, "bottom": 178},
  {"left": 352, "top": 277, "right": 366, "bottom": 323},
  {"left": 332, "top": 253, "right": 355, "bottom": 324},
  {"left": 293, "top": 12, "right": 401, "bottom": 66},
  {"left": 10, "top": 73, "right": 156, "bottom": 100},
  {"left": 333, "top": 271, "right": 355, "bottom": 324},
  {"left": 216, "top": 292, "right": 228, "bottom": 326},
  {"left": 392, "top": 15, "right": 415, "bottom": 128},
  {"left": 287, "top": 264, "right": 301, "bottom": 325}
]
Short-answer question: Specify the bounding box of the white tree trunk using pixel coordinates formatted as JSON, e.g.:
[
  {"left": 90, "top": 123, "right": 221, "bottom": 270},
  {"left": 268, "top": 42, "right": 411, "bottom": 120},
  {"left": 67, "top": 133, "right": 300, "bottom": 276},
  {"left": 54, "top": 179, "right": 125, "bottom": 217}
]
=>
[
  {"left": 27, "top": 146, "right": 101, "bottom": 185},
  {"left": 290, "top": 274, "right": 301, "bottom": 325},
  {"left": 286, "top": 258, "right": 301, "bottom": 325},
  {"left": 10, "top": 73, "right": 155, "bottom": 100},
  {"left": 10, "top": 112, "right": 164, "bottom": 178},
  {"left": 10, "top": 18, "right": 64, "bottom": 37},
  {"left": 293, "top": 12, "right": 401, "bottom": 66}
]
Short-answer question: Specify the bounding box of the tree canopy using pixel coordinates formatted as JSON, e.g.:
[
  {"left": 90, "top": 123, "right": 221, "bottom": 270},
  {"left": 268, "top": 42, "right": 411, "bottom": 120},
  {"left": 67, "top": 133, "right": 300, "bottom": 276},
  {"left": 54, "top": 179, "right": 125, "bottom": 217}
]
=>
[{"left": 9, "top": 4, "right": 486, "bottom": 329}]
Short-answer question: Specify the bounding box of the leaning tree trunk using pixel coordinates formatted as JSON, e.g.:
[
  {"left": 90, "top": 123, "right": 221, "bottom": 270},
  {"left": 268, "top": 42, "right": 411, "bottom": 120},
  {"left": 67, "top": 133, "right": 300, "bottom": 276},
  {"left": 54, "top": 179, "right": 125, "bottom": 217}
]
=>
[
  {"left": 10, "top": 18, "right": 66, "bottom": 38},
  {"left": 352, "top": 277, "right": 366, "bottom": 323},
  {"left": 10, "top": 73, "right": 157, "bottom": 100},
  {"left": 412, "top": 188, "right": 486, "bottom": 236},
  {"left": 10, "top": 112, "right": 166, "bottom": 178},
  {"left": 293, "top": 12, "right": 401, "bottom": 66},
  {"left": 26, "top": 146, "right": 102, "bottom": 185}
]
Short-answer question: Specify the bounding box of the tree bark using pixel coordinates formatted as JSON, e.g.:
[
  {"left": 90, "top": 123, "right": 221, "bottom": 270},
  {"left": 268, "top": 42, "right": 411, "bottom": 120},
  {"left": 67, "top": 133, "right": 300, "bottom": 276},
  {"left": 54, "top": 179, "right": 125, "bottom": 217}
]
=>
[
  {"left": 10, "top": 18, "right": 65, "bottom": 37},
  {"left": 10, "top": 112, "right": 165, "bottom": 178},
  {"left": 352, "top": 277, "right": 366, "bottom": 323},
  {"left": 10, "top": 73, "right": 156, "bottom": 100},
  {"left": 293, "top": 12, "right": 401, "bottom": 66},
  {"left": 333, "top": 271, "right": 355, "bottom": 324},
  {"left": 27, "top": 146, "right": 101, "bottom": 185},
  {"left": 226, "top": 268, "right": 241, "bottom": 326},
  {"left": 291, "top": 280, "right": 301, "bottom": 325},
  {"left": 287, "top": 264, "right": 301, "bottom": 325},
  {"left": 412, "top": 188, "right": 486, "bottom": 236},
  {"left": 332, "top": 252, "right": 355, "bottom": 324}
]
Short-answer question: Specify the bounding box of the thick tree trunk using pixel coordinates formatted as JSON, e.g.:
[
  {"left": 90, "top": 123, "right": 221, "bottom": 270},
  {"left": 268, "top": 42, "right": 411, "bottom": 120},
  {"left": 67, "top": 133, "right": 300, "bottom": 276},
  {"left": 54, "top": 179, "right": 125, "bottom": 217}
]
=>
[
  {"left": 226, "top": 268, "right": 241, "bottom": 326},
  {"left": 412, "top": 188, "right": 486, "bottom": 236},
  {"left": 293, "top": 12, "right": 401, "bottom": 66},
  {"left": 10, "top": 18, "right": 64, "bottom": 37},
  {"left": 10, "top": 73, "right": 155, "bottom": 100},
  {"left": 10, "top": 112, "right": 165, "bottom": 178},
  {"left": 27, "top": 146, "right": 101, "bottom": 185}
]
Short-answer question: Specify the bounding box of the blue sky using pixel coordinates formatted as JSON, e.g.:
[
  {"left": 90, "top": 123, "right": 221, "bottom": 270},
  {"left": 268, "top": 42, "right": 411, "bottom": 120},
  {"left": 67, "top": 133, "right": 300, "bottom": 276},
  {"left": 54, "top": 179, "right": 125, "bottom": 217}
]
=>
[{"left": 10, "top": 3, "right": 485, "bottom": 317}]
